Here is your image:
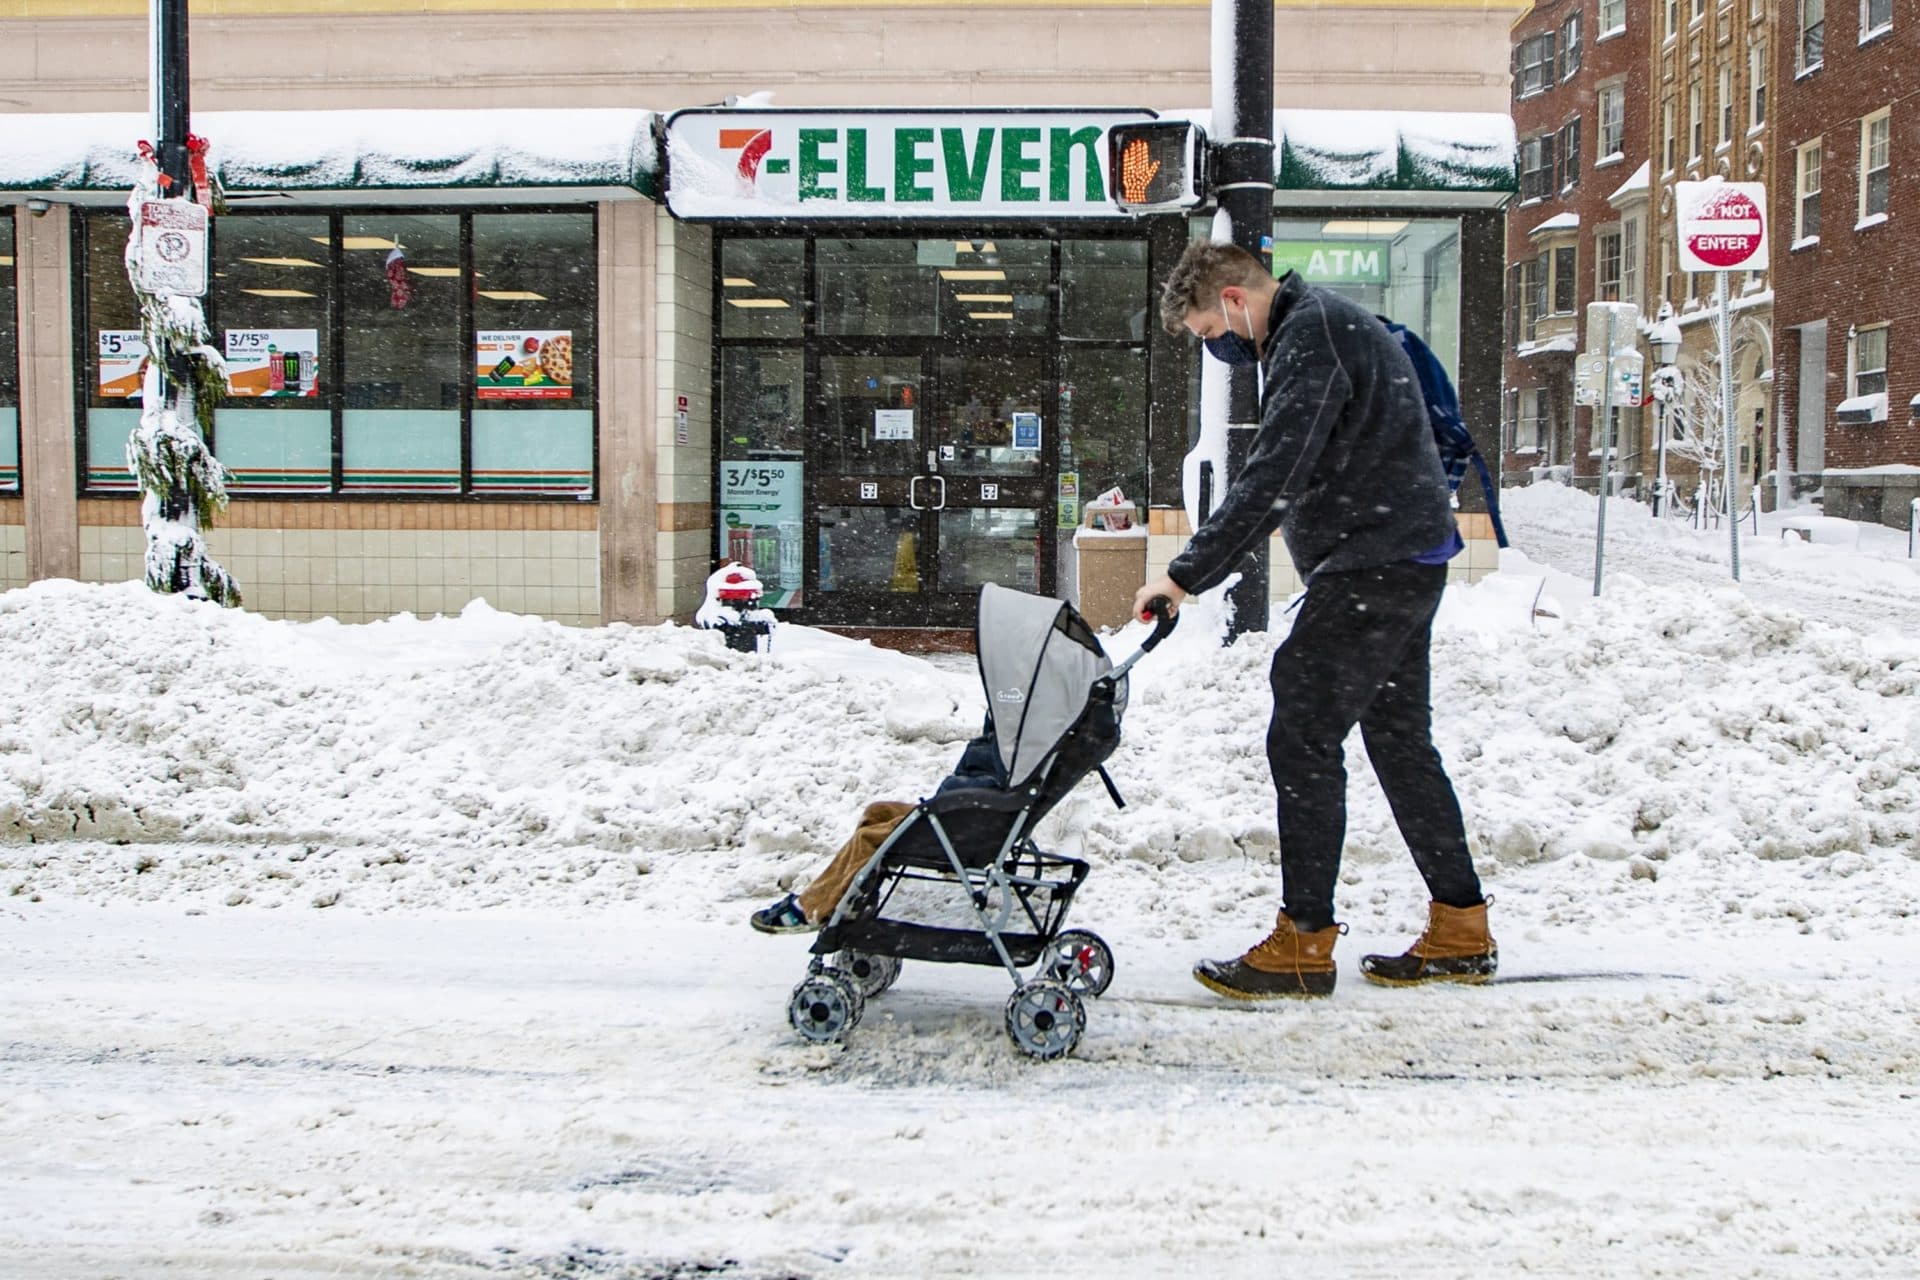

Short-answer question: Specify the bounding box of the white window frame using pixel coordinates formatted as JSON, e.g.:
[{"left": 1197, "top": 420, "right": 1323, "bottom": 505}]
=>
[
  {"left": 1598, "top": 81, "right": 1626, "bottom": 159},
  {"left": 1796, "top": 139, "right": 1823, "bottom": 242},
  {"left": 1860, "top": 109, "right": 1891, "bottom": 223},
  {"left": 1749, "top": 39, "right": 1768, "bottom": 132},
  {"left": 1621, "top": 216, "right": 1643, "bottom": 308},
  {"left": 1600, "top": 0, "right": 1627, "bottom": 38},
  {"left": 1560, "top": 117, "right": 1582, "bottom": 192},
  {"left": 1518, "top": 34, "right": 1556, "bottom": 98},
  {"left": 1851, "top": 325, "right": 1888, "bottom": 399},
  {"left": 1799, "top": 0, "right": 1825, "bottom": 74},
  {"left": 1750, "top": 0, "right": 1765, "bottom": 21},
  {"left": 1666, "top": 0, "right": 1680, "bottom": 39},
  {"left": 1550, "top": 244, "right": 1579, "bottom": 316},
  {"left": 1691, "top": 0, "right": 1706, "bottom": 23},
  {"left": 1516, "top": 389, "right": 1545, "bottom": 452},
  {"left": 1689, "top": 80, "right": 1704, "bottom": 163},
  {"left": 1860, "top": 0, "right": 1892, "bottom": 43},
  {"left": 1596, "top": 226, "right": 1623, "bottom": 301},
  {"left": 1663, "top": 100, "right": 1678, "bottom": 172},
  {"left": 1561, "top": 15, "right": 1582, "bottom": 78}
]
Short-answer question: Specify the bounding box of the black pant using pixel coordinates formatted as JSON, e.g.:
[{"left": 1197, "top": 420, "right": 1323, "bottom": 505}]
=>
[{"left": 1266, "top": 561, "right": 1481, "bottom": 932}]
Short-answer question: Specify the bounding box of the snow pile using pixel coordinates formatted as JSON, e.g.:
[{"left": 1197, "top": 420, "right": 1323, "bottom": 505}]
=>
[{"left": 2, "top": 544, "right": 1916, "bottom": 909}]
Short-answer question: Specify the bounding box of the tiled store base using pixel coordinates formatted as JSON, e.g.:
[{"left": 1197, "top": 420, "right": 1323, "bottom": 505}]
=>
[
  {"left": 79, "top": 525, "right": 601, "bottom": 626},
  {"left": 1, "top": 521, "right": 23, "bottom": 592}
]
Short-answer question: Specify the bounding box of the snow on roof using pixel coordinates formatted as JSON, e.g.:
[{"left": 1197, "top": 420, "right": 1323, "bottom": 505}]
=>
[
  {"left": 1608, "top": 160, "right": 1651, "bottom": 203},
  {"left": 0, "top": 110, "right": 660, "bottom": 200},
  {"left": 1517, "top": 335, "right": 1578, "bottom": 356},
  {"left": 1529, "top": 211, "right": 1579, "bottom": 235}
]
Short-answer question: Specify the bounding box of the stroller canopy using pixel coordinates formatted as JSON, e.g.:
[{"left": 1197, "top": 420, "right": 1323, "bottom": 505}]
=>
[{"left": 976, "top": 584, "right": 1117, "bottom": 788}]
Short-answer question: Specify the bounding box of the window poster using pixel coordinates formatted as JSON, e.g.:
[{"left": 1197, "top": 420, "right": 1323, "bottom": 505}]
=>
[
  {"left": 476, "top": 330, "right": 574, "bottom": 400},
  {"left": 226, "top": 329, "right": 320, "bottom": 398},
  {"left": 719, "top": 460, "right": 804, "bottom": 609},
  {"left": 98, "top": 331, "right": 149, "bottom": 399}
]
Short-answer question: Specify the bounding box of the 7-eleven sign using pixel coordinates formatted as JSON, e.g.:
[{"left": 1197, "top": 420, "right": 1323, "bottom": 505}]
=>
[{"left": 1676, "top": 181, "right": 1769, "bottom": 273}]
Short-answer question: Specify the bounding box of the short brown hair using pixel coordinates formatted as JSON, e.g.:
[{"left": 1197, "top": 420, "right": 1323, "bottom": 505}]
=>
[{"left": 1158, "top": 240, "right": 1269, "bottom": 336}]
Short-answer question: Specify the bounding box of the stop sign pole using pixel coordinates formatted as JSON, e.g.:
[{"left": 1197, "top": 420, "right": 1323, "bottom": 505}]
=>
[{"left": 1677, "top": 181, "right": 1769, "bottom": 582}]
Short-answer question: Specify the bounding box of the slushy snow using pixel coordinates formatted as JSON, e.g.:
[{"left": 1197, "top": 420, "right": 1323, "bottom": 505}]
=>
[{"left": 2, "top": 482, "right": 1917, "bottom": 1277}]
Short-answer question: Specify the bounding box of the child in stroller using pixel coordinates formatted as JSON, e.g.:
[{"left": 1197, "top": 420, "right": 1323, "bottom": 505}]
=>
[{"left": 749, "top": 584, "right": 1175, "bottom": 1060}]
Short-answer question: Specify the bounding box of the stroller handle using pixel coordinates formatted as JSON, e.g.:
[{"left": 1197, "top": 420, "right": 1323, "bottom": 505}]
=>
[{"left": 1137, "top": 595, "right": 1179, "bottom": 653}]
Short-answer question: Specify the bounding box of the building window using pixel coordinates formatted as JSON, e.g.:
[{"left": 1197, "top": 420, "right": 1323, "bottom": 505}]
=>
[
  {"left": 1517, "top": 388, "right": 1547, "bottom": 451},
  {"left": 1600, "top": 0, "right": 1627, "bottom": 36},
  {"left": 1749, "top": 40, "right": 1768, "bottom": 130},
  {"left": 1559, "top": 118, "right": 1582, "bottom": 191},
  {"left": 1860, "top": 110, "right": 1891, "bottom": 222},
  {"left": 1692, "top": 0, "right": 1706, "bottom": 21},
  {"left": 1517, "top": 33, "right": 1556, "bottom": 98},
  {"left": 1552, "top": 245, "right": 1578, "bottom": 314},
  {"left": 1799, "top": 0, "right": 1825, "bottom": 72},
  {"left": 1599, "top": 84, "right": 1626, "bottom": 159},
  {"left": 1689, "top": 79, "right": 1705, "bottom": 162},
  {"left": 1718, "top": 64, "right": 1734, "bottom": 147},
  {"left": 1861, "top": 0, "right": 1891, "bottom": 41},
  {"left": 76, "top": 208, "right": 597, "bottom": 497},
  {"left": 1663, "top": 100, "right": 1677, "bottom": 171},
  {"left": 1561, "top": 15, "right": 1582, "bottom": 77},
  {"left": 1797, "top": 140, "right": 1824, "bottom": 241},
  {"left": 1520, "top": 133, "right": 1557, "bottom": 201},
  {"left": 1516, "top": 257, "right": 1543, "bottom": 341},
  {"left": 1852, "top": 326, "right": 1888, "bottom": 398},
  {"left": 0, "top": 213, "right": 17, "bottom": 492},
  {"left": 1622, "top": 217, "right": 1642, "bottom": 307},
  {"left": 1666, "top": 0, "right": 1680, "bottom": 38},
  {"left": 1597, "top": 228, "right": 1623, "bottom": 301}
]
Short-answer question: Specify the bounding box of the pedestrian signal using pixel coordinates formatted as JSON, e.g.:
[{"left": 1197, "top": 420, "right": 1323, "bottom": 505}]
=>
[{"left": 1106, "top": 120, "right": 1207, "bottom": 213}]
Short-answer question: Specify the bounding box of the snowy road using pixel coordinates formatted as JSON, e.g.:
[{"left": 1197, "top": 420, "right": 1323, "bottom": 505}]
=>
[
  {"left": 1498, "top": 484, "right": 1920, "bottom": 638},
  {"left": 6, "top": 852, "right": 1919, "bottom": 1279}
]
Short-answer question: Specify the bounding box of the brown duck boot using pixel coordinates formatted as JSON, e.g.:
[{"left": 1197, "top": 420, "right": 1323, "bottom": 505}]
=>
[
  {"left": 1360, "top": 901, "right": 1498, "bottom": 987},
  {"left": 1193, "top": 911, "right": 1343, "bottom": 1000}
]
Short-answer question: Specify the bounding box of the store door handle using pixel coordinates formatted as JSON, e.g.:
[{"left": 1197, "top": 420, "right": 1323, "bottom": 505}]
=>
[
  {"left": 930, "top": 475, "right": 947, "bottom": 509},
  {"left": 908, "top": 475, "right": 925, "bottom": 510}
]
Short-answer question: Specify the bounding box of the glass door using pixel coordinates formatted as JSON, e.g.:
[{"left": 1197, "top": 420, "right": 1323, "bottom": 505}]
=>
[
  {"left": 811, "top": 353, "right": 935, "bottom": 621},
  {"left": 929, "top": 352, "right": 1050, "bottom": 605}
]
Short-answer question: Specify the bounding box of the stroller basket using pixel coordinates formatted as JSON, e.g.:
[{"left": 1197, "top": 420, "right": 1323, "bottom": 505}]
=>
[{"left": 783, "top": 584, "right": 1177, "bottom": 1061}]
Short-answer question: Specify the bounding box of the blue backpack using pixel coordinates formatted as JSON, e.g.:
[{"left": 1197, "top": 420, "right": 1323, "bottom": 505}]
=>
[{"left": 1379, "top": 317, "right": 1510, "bottom": 549}]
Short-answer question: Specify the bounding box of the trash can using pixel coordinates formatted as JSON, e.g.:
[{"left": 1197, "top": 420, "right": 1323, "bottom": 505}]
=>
[{"left": 1072, "top": 496, "right": 1147, "bottom": 633}]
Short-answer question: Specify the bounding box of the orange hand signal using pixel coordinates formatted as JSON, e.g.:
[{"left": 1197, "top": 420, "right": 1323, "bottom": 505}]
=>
[{"left": 1119, "top": 138, "right": 1162, "bottom": 205}]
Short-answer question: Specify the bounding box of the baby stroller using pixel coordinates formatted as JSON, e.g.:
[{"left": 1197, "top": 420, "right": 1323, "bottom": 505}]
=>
[{"left": 788, "top": 583, "right": 1176, "bottom": 1060}]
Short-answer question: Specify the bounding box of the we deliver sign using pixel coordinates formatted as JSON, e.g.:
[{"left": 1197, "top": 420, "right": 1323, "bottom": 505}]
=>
[{"left": 1676, "top": 181, "right": 1769, "bottom": 273}]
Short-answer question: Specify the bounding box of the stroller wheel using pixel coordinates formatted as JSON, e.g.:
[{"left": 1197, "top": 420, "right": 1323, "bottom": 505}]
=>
[
  {"left": 1004, "top": 979, "right": 1086, "bottom": 1061},
  {"left": 835, "top": 950, "right": 903, "bottom": 1000},
  {"left": 1044, "top": 929, "right": 1115, "bottom": 999},
  {"left": 788, "top": 968, "right": 864, "bottom": 1044}
]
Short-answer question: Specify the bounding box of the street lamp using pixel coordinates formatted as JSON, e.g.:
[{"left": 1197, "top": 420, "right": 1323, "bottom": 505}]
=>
[{"left": 1648, "top": 302, "right": 1683, "bottom": 517}]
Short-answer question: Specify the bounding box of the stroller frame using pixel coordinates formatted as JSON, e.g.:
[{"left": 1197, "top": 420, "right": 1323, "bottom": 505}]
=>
[{"left": 784, "top": 587, "right": 1175, "bottom": 1060}]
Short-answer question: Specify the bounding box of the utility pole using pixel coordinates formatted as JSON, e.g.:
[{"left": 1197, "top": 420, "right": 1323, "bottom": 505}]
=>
[
  {"left": 152, "top": 0, "right": 194, "bottom": 553},
  {"left": 1213, "top": 0, "right": 1274, "bottom": 639}
]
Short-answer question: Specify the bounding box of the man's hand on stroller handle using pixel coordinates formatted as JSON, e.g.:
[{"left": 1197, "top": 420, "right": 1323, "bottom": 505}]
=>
[{"left": 1133, "top": 576, "right": 1187, "bottom": 624}]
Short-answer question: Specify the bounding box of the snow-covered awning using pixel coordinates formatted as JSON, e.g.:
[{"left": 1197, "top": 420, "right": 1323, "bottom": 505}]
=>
[
  {"left": 0, "top": 110, "right": 660, "bottom": 205},
  {"left": 1528, "top": 211, "right": 1579, "bottom": 237},
  {"left": 1834, "top": 393, "right": 1889, "bottom": 425},
  {"left": 1518, "top": 335, "right": 1577, "bottom": 357},
  {"left": 1166, "top": 107, "right": 1516, "bottom": 205},
  {"left": 1609, "top": 160, "right": 1651, "bottom": 205}
]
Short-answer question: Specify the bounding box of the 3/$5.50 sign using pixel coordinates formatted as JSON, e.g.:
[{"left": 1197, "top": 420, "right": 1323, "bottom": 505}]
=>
[{"left": 665, "top": 109, "right": 1147, "bottom": 219}]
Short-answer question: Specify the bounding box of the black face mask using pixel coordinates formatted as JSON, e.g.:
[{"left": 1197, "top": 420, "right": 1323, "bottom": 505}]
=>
[{"left": 1203, "top": 295, "right": 1261, "bottom": 367}]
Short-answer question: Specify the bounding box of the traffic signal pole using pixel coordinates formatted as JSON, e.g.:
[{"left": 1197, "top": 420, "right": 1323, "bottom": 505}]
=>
[{"left": 1213, "top": 0, "right": 1274, "bottom": 638}]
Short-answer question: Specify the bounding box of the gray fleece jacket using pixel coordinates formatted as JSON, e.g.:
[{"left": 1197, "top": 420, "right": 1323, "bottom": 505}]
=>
[{"left": 1167, "top": 271, "right": 1457, "bottom": 595}]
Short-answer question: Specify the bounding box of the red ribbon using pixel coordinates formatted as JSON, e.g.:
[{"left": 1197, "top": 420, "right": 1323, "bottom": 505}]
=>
[{"left": 187, "top": 134, "right": 212, "bottom": 210}]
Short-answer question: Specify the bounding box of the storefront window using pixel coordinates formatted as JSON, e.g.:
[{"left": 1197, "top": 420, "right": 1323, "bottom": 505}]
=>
[
  {"left": 0, "top": 213, "right": 18, "bottom": 491},
  {"left": 1060, "top": 240, "right": 1149, "bottom": 340},
  {"left": 472, "top": 212, "right": 594, "bottom": 495},
  {"left": 1060, "top": 349, "right": 1148, "bottom": 503},
  {"left": 721, "top": 240, "right": 803, "bottom": 340},
  {"left": 212, "top": 214, "right": 332, "bottom": 491},
  {"left": 77, "top": 208, "right": 598, "bottom": 498},
  {"left": 342, "top": 213, "right": 460, "bottom": 491},
  {"left": 80, "top": 213, "right": 142, "bottom": 490},
  {"left": 817, "top": 238, "right": 1049, "bottom": 338}
]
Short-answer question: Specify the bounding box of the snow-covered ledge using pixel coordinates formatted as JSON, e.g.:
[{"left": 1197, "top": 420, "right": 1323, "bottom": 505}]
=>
[{"left": 0, "top": 109, "right": 661, "bottom": 206}]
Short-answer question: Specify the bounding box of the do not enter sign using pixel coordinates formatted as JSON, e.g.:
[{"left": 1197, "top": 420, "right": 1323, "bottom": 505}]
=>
[{"left": 1677, "top": 181, "right": 1769, "bottom": 273}]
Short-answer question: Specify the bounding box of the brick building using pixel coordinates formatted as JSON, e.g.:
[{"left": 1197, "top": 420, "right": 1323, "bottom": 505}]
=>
[
  {"left": 1503, "top": 0, "right": 1653, "bottom": 487},
  {"left": 1772, "top": 0, "right": 1920, "bottom": 525}
]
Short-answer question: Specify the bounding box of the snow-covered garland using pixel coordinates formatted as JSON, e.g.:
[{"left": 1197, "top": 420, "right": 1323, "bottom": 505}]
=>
[{"left": 122, "top": 170, "right": 240, "bottom": 608}]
